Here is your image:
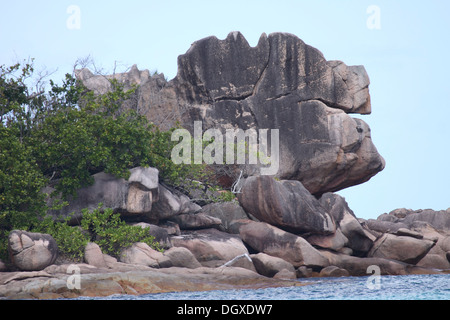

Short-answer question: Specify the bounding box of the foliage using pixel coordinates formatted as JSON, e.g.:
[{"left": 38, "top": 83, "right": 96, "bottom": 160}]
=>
[
  {"left": 0, "top": 59, "right": 230, "bottom": 262},
  {"left": 80, "top": 205, "right": 162, "bottom": 256},
  {"left": 34, "top": 204, "right": 162, "bottom": 261}
]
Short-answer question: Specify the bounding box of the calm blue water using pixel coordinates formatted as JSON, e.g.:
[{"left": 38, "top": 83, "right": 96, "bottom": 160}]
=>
[{"left": 85, "top": 274, "right": 450, "bottom": 300}]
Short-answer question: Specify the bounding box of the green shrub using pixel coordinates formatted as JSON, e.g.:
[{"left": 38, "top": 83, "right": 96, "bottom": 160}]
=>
[
  {"left": 80, "top": 205, "right": 162, "bottom": 257},
  {"left": 35, "top": 204, "right": 162, "bottom": 261}
]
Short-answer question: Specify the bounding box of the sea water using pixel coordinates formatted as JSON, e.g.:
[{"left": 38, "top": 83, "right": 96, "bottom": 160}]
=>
[{"left": 81, "top": 274, "right": 450, "bottom": 300}]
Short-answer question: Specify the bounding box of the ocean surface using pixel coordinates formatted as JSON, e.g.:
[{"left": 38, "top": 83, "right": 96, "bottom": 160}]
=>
[{"left": 79, "top": 274, "right": 450, "bottom": 300}]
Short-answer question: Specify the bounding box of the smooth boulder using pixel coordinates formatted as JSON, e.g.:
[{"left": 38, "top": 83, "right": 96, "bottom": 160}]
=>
[
  {"left": 368, "top": 234, "right": 436, "bottom": 265},
  {"left": 8, "top": 230, "right": 58, "bottom": 271},
  {"left": 46, "top": 167, "right": 159, "bottom": 223},
  {"left": 320, "top": 193, "right": 375, "bottom": 255},
  {"left": 171, "top": 228, "right": 249, "bottom": 263},
  {"left": 239, "top": 221, "right": 329, "bottom": 268},
  {"left": 76, "top": 32, "right": 386, "bottom": 195},
  {"left": 238, "top": 176, "right": 335, "bottom": 234}
]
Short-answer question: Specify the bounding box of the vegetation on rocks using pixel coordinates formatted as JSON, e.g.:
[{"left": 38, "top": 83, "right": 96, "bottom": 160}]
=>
[
  {"left": 0, "top": 60, "right": 214, "bottom": 261},
  {"left": 35, "top": 205, "right": 162, "bottom": 261}
]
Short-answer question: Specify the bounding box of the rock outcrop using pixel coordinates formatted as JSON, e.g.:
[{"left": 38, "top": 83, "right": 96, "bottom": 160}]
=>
[
  {"left": 8, "top": 231, "right": 58, "bottom": 271},
  {"left": 238, "top": 220, "right": 329, "bottom": 268},
  {"left": 76, "top": 31, "right": 385, "bottom": 196},
  {"left": 2, "top": 32, "right": 449, "bottom": 300},
  {"left": 238, "top": 176, "right": 335, "bottom": 234}
]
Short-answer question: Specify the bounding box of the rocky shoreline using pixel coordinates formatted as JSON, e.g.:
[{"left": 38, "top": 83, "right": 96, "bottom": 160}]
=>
[
  {"left": 1, "top": 169, "right": 448, "bottom": 300},
  {"left": 0, "top": 264, "right": 303, "bottom": 300},
  {"left": 1, "top": 32, "right": 449, "bottom": 299}
]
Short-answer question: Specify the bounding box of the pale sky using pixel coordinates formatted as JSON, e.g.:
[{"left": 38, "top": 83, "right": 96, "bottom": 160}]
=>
[{"left": 1, "top": 0, "right": 449, "bottom": 219}]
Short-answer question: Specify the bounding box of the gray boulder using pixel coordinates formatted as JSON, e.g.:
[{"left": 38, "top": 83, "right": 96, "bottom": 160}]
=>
[
  {"left": 162, "top": 247, "right": 202, "bottom": 269},
  {"left": 366, "top": 219, "right": 409, "bottom": 234},
  {"left": 119, "top": 242, "right": 171, "bottom": 268},
  {"left": 402, "top": 209, "right": 450, "bottom": 231},
  {"left": 200, "top": 202, "right": 249, "bottom": 232},
  {"left": 368, "top": 234, "right": 436, "bottom": 265},
  {"left": 132, "top": 222, "right": 172, "bottom": 248},
  {"left": 150, "top": 184, "right": 201, "bottom": 220},
  {"left": 76, "top": 32, "right": 385, "bottom": 196},
  {"left": 319, "top": 193, "right": 375, "bottom": 255},
  {"left": 320, "top": 250, "right": 437, "bottom": 276},
  {"left": 250, "top": 253, "right": 296, "bottom": 278},
  {"left": 8, "top": 230, "right": 58, "bottom": 271},
  {"left": 239, "top": 221, "right": 329, "bottom": 268},
  {"left": 84, "top": 242, "right": 107, "bottom": 268},
  {"left": 171, "top": 228, "right": 249, "bottom": 263},
  {"left": 46, "top": 167, "right": 159, "bottom": 223},
  {"left": 169, "top": 213, "right": 221, "bottom": 230},
  {"left": 238, "top": 176, "right": 335, "bottom": 235},
  {"left": 319, "top": 265, "right": 350, "bottom": 278}
]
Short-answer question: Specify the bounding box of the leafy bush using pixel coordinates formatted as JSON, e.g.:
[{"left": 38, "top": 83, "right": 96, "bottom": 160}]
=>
[
  {"left": 35, "top": 204, "right": 162, "bottom": 261},
  {"left": 80, "top": 205, "right": 162, "bottom": 257},
  {"left": 0, "top": 60, "right": 228, "bottom": 262}
]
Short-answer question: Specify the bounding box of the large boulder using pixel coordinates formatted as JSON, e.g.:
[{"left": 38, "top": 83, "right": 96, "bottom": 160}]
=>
[
  {"left": 319, "top": 193, "right": 375, "bottom": 255},
  {"left": 169, "top": 213, "right": 222, "bottom": 230},
  {"left": 46, "top": 167, "right": 160, "bottom": 223},
  {"left": 170, "top": 228, "right": 249, "bottom": 263},
  {"left": 238, "top": 221, "right": 329, "bottom": 268},
  {"left": 367, "top": 234, "right": 436, "bottom": 265},
  {"left": 238, "top": 176, "right": 335, "bottom": 234},
  {"left": 84, "top": 242, "right": 107, "bottom": 268},
  {"left": 402, "top": 209, "right": 450, "bottom": 231},
  {"left": 250, "top": 253, "right": 296, "bottom": 278},
  {"left": 8, "top": 230, "right": 58, "bottom": 271},
  {"left": 45, "top": 166, "right": 202, "bottom": 224},
  {"left": 76, "top": 32, "right": 385, "bottom": 196},
  {"left": 380, "top": 208, "right": 450, "bottom": 232},
  {"left": 131, "top": 222, "right": 172, "bottom": 249},
  {"left": 320, "top": 250, "right": 437, "bottom": 276},
  {"left": 120, "top": 242, "right": 171, "bottom": 268},
  {"left": 150, "top": 184, "right": 202, "bottom": 220},
  {"left": 162, "top": 246, "right": 202, "bottom": 269},
  {"left": 200, "top": 202, "right": 249, "bottom": 232}
]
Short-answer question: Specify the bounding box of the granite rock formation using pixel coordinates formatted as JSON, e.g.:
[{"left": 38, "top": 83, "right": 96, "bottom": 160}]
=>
[{"left": 76, "top": 31, "right": 385, "bottom": 196}]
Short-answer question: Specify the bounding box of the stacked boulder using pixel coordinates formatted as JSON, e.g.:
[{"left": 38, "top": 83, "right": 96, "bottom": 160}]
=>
[
  {"left": 7, "top": 166, "right": 449, "bottom": 279},
  {"left": 5, "top": 32, "right": 449, "bottom": 279}
]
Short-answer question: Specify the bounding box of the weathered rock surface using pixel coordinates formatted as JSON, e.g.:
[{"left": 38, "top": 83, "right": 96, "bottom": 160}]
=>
[
  {"left": 46, "top": 167, "right": 203, "bottom": 224},
  {"left": 238, "top": 176, "right": 335, "bottom": 234},
  {"left": 162, "top": 247, "right": 202, "bottom": 269},
  {"left": 319, "top": 265, "right": 350, "bottom": 278},
  {"left": 319, "top": 250, "right": 440, "bottom": 276},
  {"left": 150, "top": 184, "right": 202, "bottom": 220},
  {"left": 171, "top": 228, "right": 249, "bottom": 264},
  {"left": 120, "top": 242, "right": 171, "bottom": 268},
  {"left": 169, "top": 213, "right": 221, "bottom": 230},
  {"left": 250, "top": 253, "right": 296, "bottom": 278},
  {"left": 320, "top": 193, "right": 375, "bottom": 255},
  {"left": 0, "top": 265, "right": 302, "bottom": 299},
  {"left": 4, "top": 32, "right": 450, "bottom": 300},
  {"left": 367, "top": 209, "right": 450, "bottom": 269},
  {"left": 368, "top": 234, "right": 435, "bottom": 264},
  {"left": 200, "top": 202, "right": 249, "bottom": 232},
  {"left": 84, "top": 242, "right": 107, "bottom": 268},
  {"left": 76, "top": 31, "right": 385, "bottom": 196},
  {"left": 238, "top": 221, "right": 329, "bottom": 268},
  {"left": 8, "top": 231, "right": 58, "bottom": 271},
  {"left": 46, "top": 167, "right": 159, "bottom": 223},
  {"left": 132, "top": 222, "right": 173, "bottom": 248}
]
